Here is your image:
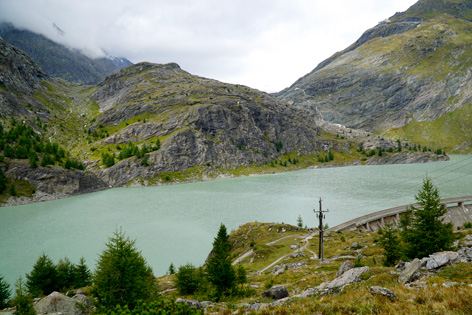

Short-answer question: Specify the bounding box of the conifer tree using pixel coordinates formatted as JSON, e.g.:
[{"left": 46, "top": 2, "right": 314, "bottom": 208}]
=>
[
  {"left": 400, "top": 177, "right": 455, "bottom": 259},
  {"left": 26, "top": 254, "right": 57, "bottom": 297},
  {"left": 74, "top": 257, "right": 91, "bottom": 288},
  {"left": 12, "top": 277, "right": 35, "bottom": 315},
  {"left": 206, "top": 224, "right": 235, "bottom": 298},
  {"left": 56, "top": 258, "right": 76, "bottom": 291},
  {"left": 92, "top": 229, "right": 155, "bottom": 310},
  {"left": 0, "top": 275, "right": 11, "bottom": 310},
  {"left": 376, "top": 224, "right": 402, "bottom": 266},
  {"left": 297, "top": 215, "right": 303, "bottom": 228},
  {"left": 0, "top": 168, "right": 6, "bottom": 194}
]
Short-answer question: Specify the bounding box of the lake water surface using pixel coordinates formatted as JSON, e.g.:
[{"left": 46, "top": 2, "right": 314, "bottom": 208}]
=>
[{"left": 1, "top": 155, "right": 472, "bottom": 286}]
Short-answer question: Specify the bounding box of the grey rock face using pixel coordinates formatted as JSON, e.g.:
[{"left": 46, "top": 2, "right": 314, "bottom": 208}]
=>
[
  {"left": 276, "top": 10, "right": 472, "bottom": 133},
  {"left": 317, "top": 266, "right": 370, "bottom": 293},
  {"left": 398, "top": 258, "right": 421, "bottom": 284},
  {"left": 262, "top": 285, "right": 289, "bottom": 300},
  {"left": 424, "top": 251, "right": 459, "bottom": 270},
  {"left": 90, "top": 62, "right": 327, "bottom": 187},
  {"left": 4, "top": 160, "right": 107, "bottom": 197},
  {"left": 369, "top": 286, "right": 398, "bottom": 300},
  {"left": 34, "top": 291, "right": 88, "bottom": 315},
  {"left": 337, "top": 260, "right": 354, "bottom": 277},
  {"left": 458, "top": 247, "right": 472, "bottom": 262}
]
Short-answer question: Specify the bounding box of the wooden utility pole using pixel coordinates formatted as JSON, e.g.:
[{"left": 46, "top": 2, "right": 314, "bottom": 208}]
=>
[{"left": 315, "top": 198, "right": 329, "bottom": 261}]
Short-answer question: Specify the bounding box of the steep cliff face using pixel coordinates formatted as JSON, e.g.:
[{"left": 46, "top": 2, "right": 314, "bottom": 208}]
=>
[
  {"left": 277, "top": 0, "right": 472, "bottom": 149},
  {"left": 88, "top": 62, "right": 325, "bottom": 186}
]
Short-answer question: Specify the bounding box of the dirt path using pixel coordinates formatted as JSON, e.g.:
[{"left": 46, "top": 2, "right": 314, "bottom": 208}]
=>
[
  {"left": 233, "top": 232, "right": 318, "bottom": 273},
  {"left": 232, "top": 234, "right": 304, "bottom": 266},
  {"left": 259, "top": 233, "right": 317, "bottom": 273}
]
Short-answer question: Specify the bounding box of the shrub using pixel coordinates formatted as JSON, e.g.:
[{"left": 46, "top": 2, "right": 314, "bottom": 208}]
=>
[{"left": 175, "top": 263, "right": 201, "bottom": 295}]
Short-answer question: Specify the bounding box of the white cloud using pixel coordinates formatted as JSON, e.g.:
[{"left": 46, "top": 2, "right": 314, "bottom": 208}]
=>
[{"left": 0, "top": 0, "right": 418, "bottom": 92}]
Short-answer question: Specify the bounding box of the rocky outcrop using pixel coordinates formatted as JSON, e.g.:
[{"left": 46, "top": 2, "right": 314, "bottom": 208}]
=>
[
  {"left": 367, "top": 152, "right": 449, "bottom": 165},
  {"left": 316, "top": 266, "right": 370, "bottom": 294},
  {"left": 3, "top": 160, "right": 107, "bottom": 206},
  {"left": 90, "top": 62, "right": 325, "bottom": 186},
  {"left": 424, "top": 251, "right": 459, "bottom": 270},
  {"left": 398, "top": 258, "right": 422, "bottom": 284},
  {"left": 34, "top": 291, "right": 89, "bottom": 315},
  {"left": 337, "top": 260, "right": 354, "bottom": 277},
  {"left": 262, "top": 285, "right": 289, "bottom": 300}
]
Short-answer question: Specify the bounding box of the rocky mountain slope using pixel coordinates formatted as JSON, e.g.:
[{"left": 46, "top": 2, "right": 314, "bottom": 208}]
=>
[
  {"left": 0, "top": 38, "right": 107, "bottom": 204},
  {"left": 0, "top": 31, "right": 447, "bottom": 205},
  {"left": 276, "top": 0, "right": 472, "bottom": 152},
  {"left": 0, "top": 23, "right": 132, "bottom": 85},
  {"left": 87, "top": 62, "right": 325, "bottom": 186}
]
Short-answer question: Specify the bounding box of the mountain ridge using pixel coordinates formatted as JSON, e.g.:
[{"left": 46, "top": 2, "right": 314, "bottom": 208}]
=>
[
  {"left": 276, "top": 0, "right": 472, "bottom": 152},
  {"left": 0, "top": 23, "right": 133, "bottom": 85}
]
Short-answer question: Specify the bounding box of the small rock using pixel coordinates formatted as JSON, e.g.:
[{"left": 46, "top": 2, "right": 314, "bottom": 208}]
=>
[
  {"left": 262, "top": 285, "right": 289, "bottom": 300},
  {"left": 369, "top": 286, "right": 398, "bottom": 300},
  {"left": 350, "top": 242, "right": 362, "bottom": 250},
  {"left": 290, "top": 245, "right": 298, "bottom": 249},
  {"left": 406, "top": 281, "right": 427, "bottom": 289},
  {"left": 442, "top": 281, "right": 459, "bottom": 288},
  {"left": 248, "top": 303, "right": 268, "bottom": 311}
]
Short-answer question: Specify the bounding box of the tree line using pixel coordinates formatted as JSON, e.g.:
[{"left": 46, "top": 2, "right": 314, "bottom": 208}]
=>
[
  {"left": 0, "top": 119, "right": 84, "bottom": 171},
  {"left": 0, "top": 224, "right": 241, "bottom": 314}
]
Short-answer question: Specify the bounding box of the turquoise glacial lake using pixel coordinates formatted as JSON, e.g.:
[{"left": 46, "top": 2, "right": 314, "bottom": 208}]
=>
[{"left": 1, "top": 155, "right": 472, "bottom": 286}]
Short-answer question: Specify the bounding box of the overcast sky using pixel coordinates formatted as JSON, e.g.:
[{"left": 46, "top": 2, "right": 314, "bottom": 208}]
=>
[{"left": 0, "top": 0, "right": 418, "bottom": 92}]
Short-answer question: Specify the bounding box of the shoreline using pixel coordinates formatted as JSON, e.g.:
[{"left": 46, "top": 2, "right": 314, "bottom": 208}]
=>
[{"left": 1, "top": 152, "right": 450, "bottom": 208}]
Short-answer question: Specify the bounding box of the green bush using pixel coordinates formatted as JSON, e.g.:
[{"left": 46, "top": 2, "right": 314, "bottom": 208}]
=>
[{"left": 175, "top": 264, "right": 201, "bottom": 295}]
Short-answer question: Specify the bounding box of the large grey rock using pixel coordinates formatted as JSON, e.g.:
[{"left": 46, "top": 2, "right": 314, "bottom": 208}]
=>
[
  {"left": 34, "top": 291, "right": 88, "bottom": 315},
  {"left": 175, "top": 298, "right": 202, "bottom": 310},
  {"left": 458, "top": 247, "right": 472, "bottom": 262},
  {"left": 369, "top": 286, "right": 398, "bottom": 300},
  {"left": 337, "top": 260, "right": 354, "bottom": 277},
  {"left": 398, "top": 258, "right": 421, "bottom": 284},
  {"left": 317, "top": 266, "right": 370, "bottom": 293},
  {"left": 262, "top": 285, "right": 289, "bottom": 300},
  {"left": 424, "top": 252, "right": 459, "bottom": 270}
]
